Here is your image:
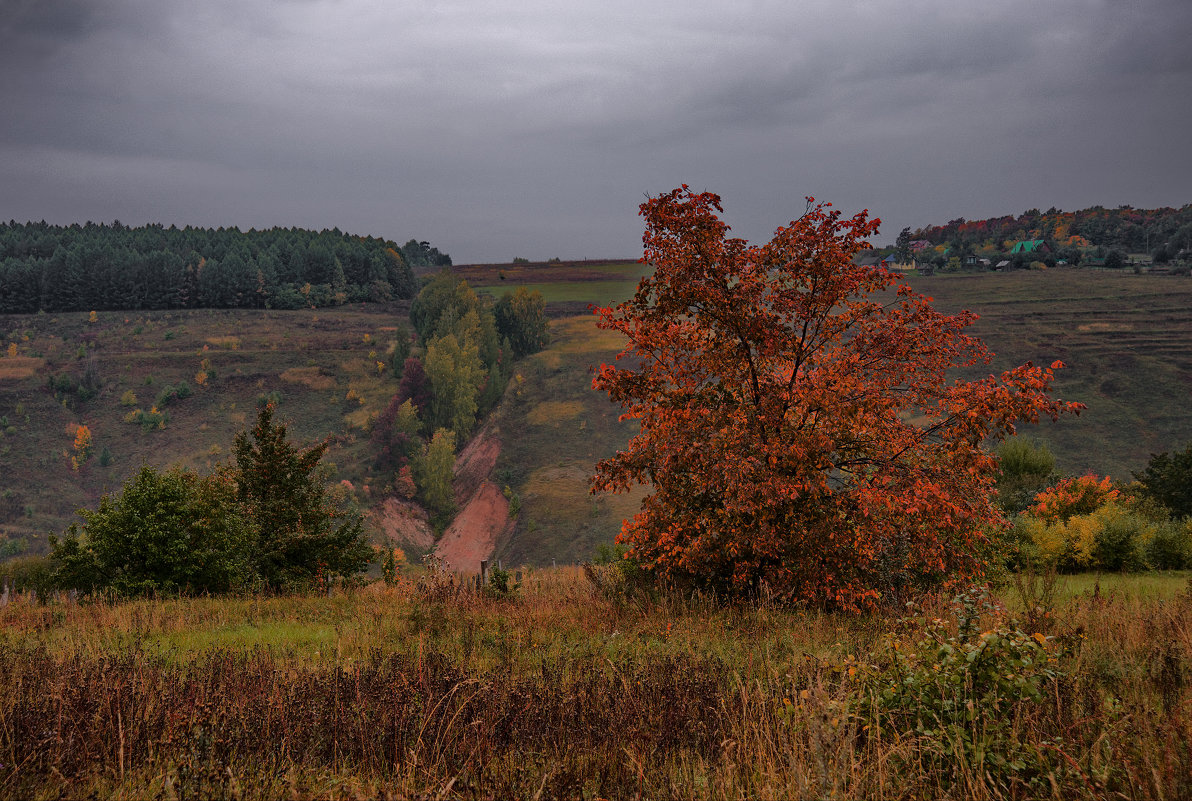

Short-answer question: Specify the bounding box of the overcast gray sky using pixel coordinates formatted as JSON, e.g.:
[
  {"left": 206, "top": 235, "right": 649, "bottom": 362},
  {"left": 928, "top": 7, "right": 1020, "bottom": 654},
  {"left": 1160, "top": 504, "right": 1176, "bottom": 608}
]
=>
[{"left": 1, "top": 0, "right": 1189, "bottom": 263}]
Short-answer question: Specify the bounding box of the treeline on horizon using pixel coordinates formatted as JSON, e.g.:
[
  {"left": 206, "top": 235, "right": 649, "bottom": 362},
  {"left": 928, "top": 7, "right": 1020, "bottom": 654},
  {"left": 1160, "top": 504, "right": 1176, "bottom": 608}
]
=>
[
  {"left": 907, "top": 203, "right": 1192, "bottom": 262},
  {"left": 0, "top": 221, "right": 437, "bottom": 314}
]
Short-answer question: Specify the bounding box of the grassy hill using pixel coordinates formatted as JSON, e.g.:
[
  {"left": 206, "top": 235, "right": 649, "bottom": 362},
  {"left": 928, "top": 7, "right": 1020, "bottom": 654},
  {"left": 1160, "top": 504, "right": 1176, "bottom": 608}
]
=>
[
  {"left": 910, "top": 270, "right": 1192, "bottom": 478},
  {"left": 3, "top": 264, "right": 1192, "bottom": 567},
  {"left": 0, "top": 304, "right": 411, "bottom": 554}
]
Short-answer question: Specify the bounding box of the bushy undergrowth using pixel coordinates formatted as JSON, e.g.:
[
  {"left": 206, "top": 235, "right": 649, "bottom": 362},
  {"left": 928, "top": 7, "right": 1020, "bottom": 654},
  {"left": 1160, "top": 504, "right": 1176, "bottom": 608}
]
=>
[
  {"left": 0, "top": 571, "right": 1189, "bottom": 799},
  {"left": 1010, "top": 474, "right": 1192, "bottom": 572}
]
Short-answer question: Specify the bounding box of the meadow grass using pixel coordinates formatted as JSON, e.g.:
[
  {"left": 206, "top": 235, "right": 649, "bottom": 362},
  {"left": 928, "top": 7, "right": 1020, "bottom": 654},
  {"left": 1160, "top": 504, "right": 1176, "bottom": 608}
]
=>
[
  {"left": 0, "top": 569, "right": 1188, "bottom": 799},
  {"left": 483, "top": 277, "right": 643, "bottom": 306}
]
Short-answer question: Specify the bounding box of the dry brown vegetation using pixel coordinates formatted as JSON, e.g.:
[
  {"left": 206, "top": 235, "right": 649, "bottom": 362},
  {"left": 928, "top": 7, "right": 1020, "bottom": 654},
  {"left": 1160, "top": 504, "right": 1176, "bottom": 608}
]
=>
[{"left": 0, "top": 569, "right": 1188, "bottom": 799}]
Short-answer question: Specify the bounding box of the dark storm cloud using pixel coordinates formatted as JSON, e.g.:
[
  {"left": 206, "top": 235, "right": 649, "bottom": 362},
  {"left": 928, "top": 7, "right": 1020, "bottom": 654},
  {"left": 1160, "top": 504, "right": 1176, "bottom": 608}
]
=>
[{"left": 0, "top": 0, "right": 1188, "bottom": 262}]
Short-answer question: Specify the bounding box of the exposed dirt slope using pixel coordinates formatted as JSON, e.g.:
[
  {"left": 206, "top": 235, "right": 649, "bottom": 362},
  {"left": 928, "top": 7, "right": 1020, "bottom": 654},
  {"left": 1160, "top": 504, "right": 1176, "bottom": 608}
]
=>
[
  {"left": 418, "top": 424, "right": 512, "bottom": 571},
  {"left": 368, "top": 497, "right": 434, "bottom": 551},
  {"left": 433, "top": 480, "right": 511, "bottom": 572},
  {"left": 452, "top": 423, "right": 501, "bottom": 506}
]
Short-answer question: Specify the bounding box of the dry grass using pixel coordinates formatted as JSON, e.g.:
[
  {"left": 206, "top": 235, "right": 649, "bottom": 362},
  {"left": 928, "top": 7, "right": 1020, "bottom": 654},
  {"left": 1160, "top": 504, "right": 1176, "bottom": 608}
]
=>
[
  {"left": 0, "top": 571, "right": 1188, "bottom": 799},
  {"left": 525, "top": 400, "right": 585, "bottom": 426},
  {"left": 0, "top": 357, "right": 43, "bottom": 381},
  {"left": 205, "top": 335, "right": 241, "bottom": 349},
  {"left": 281, "top": 366, "right": 337, "bottom": 391}
]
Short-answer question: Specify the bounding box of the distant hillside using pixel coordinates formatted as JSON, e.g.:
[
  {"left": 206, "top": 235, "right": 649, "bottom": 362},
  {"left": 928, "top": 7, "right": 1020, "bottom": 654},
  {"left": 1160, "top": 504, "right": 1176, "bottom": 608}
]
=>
[
  {"left": 903, "top": 204, "right": 1192, "bottom": 266},
  {"left": 5, "top": 266, "right": 1192, "bottom": 570},
  {"left": 0, "top": 305, "right": 409, "bottom": 558},
  {"left": 0, "top": 221, "right": 416, "bottom": 313}
]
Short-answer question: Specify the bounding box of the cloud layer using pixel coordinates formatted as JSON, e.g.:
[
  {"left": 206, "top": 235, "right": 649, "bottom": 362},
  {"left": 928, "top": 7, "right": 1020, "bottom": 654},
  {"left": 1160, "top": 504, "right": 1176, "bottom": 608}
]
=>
[{"left": 2, "top": 0, "right": 1189, "bottom": 261}]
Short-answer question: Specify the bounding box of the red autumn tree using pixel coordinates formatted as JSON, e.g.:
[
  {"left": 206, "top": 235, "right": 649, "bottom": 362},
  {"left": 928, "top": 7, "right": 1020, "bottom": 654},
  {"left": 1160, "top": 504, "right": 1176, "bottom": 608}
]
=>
[{"left": 591, "top": 187, "right": 1083, "bottom": 609}]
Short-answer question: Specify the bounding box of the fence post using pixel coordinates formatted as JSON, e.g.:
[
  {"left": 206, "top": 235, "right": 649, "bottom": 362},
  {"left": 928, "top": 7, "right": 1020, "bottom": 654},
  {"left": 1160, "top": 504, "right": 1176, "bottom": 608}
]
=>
[{"left": 480, "top": 559, "right": 488, "bottom": 589}]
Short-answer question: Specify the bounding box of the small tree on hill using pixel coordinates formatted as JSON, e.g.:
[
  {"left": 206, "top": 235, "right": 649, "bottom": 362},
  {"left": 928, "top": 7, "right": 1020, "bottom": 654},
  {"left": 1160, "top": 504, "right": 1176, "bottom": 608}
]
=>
[
  {"left": 494, "top": 287, "right": 549, "bottom": 357},
  {"left": 591, "top": 187, "right": 1083, "bottom": 610},
  {"left": 233, "top": 403, "right": 371, "bottom": 589},
  {"left": 414, "top": 427, "right": 457, "bottom": 532},
  {"left": 1134, "top": 443, "right": 1192, "bottom": 518},
  {"left": 995, "top": 437, "right": 1058, "bottom": 513}
]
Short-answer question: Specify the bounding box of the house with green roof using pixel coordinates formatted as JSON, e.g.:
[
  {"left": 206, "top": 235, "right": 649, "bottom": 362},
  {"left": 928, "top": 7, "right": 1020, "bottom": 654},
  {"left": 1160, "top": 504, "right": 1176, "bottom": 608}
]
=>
[{"left": 1009, "top": 240, "right": 1050, "bottom": 255}]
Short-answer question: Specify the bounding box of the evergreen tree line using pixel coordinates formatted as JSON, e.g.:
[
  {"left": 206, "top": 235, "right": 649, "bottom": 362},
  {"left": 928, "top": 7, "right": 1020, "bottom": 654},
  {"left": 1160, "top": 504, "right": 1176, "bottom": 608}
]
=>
[
  {"left": 907, "top": 204, "right": 1192, "bottom": 263},
  {"left": 371, "top": 273, "right": 549, "bottom": 529},
  {"left": 0, "top": 221, "right": 423, "bottom": 313}
]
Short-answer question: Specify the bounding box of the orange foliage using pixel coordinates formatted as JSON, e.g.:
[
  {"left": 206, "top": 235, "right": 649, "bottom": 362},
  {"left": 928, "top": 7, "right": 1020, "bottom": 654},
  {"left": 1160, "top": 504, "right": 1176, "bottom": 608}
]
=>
[
  {"left": 592, "top": 187, "right": 1083, "bottom": 610},
  {"left": 1029, "top": 475, "right": 1124, "bottom": 524},
  {"left": 71, "top": 424, "right": 92, "bottom": 470}
]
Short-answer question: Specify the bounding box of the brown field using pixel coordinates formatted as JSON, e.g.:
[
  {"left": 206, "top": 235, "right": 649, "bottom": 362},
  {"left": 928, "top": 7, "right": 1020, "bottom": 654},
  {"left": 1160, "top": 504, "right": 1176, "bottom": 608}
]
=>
[{"left": 0, "top": 570, "right": 1188, "bottom": 799}]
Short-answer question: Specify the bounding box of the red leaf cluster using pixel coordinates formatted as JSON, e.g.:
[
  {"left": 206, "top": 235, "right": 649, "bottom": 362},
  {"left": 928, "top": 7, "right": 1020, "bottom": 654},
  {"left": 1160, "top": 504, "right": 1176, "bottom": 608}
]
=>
[{"left": 591, "top": 187, "right": 1083, "bottom": 609}]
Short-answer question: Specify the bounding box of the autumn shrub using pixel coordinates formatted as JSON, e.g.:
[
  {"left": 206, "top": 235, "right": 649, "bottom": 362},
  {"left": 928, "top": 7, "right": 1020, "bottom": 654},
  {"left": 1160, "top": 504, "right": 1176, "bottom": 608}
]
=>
[
  {"left": 380, "top": 546, "right": 407, "bottom": 586},
  {"left": 1013, "top": 477, "right": 1162, "bottom": 572},
  {"left": 371, "top": 396, "right": 421, "bottom": 471},
  {"left": 1014, "top": 501, "right": 1157, "bottom": 572},
  {"left": 1029, "top": 474, "right": 1122, "bottom": 524}
]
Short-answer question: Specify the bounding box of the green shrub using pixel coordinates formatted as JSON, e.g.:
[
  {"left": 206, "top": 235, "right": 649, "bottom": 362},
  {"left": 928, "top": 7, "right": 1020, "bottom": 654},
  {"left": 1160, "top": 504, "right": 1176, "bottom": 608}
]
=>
[
  {"left": 1134, "top": 442, "right": 1192, "bottom": 518},
  {"left": 156, "top": 381, "right": 193, "bottom": 407},
  {"left": 50, "top": 465, "right": 256, "bottom": 597},
  {"left": 494, "top": 287, "right": 549, "bottom": 358},
  {"left": 584, "top": 543, "right": 652, "bottom": 601},
  {"left": 0, "top": 536, "right": 27, "bottom": 560},
  {"left": 124, "top": 407, "right": 168, "bottom": 431},
  {"left": 54, "top": 404, "right": 371, "bottom": 597},
  {"left": 502, "top": 485, "right": 521, "bottom": 517},
  {"left": 1093, "top": 511, "right": 1151, "bottom": 571},
  {"left": 413, "top": 428, "right": 456, "bottom": 532},
  {"left": 0, "top": 555, "right": 55, "bottom": 598},
  {"left": 232, "top": 403, "right": 371, "bottom": 590},
  {"left": 1147, "top": 520, "right": 1192, "bottom": 569},
  {"left": 256, "top": 390, "right": 283, "bottom": 408},
  {"left": 848, "top": 586, "right": 1064, "bottom": 791},
  {"left": 485, "top": 566, "right": 520, "bottom": 599}
]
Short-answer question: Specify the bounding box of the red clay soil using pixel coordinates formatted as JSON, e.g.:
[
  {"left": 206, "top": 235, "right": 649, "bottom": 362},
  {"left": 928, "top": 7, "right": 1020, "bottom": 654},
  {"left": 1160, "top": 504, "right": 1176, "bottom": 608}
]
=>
[
  {"left": 433, "top": 480, "right": 511, "bottom": 572},
  {"left": 368, "top": 497, "right": 434, "bottom": 551},
  {"left": 453, "top": 424, "right": 501, "bottom": 506}
]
